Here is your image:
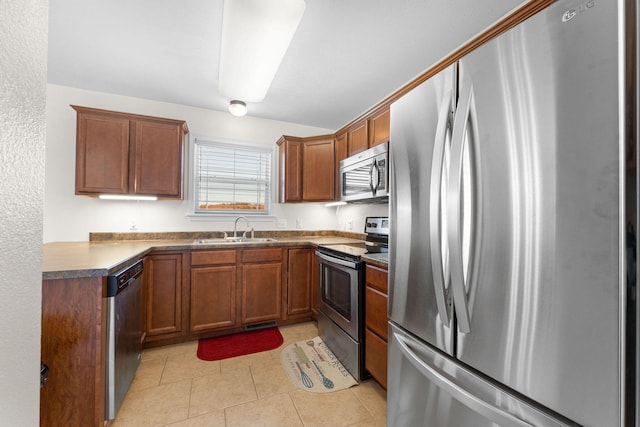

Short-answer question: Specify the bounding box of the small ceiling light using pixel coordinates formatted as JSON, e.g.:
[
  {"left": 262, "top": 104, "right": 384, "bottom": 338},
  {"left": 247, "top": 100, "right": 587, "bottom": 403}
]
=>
[
  {"left": 229, "top": 100, "right": 247, "bottom": 117},
  {"left": 218, "top": 0, "right": 306, "bottom": 103}
]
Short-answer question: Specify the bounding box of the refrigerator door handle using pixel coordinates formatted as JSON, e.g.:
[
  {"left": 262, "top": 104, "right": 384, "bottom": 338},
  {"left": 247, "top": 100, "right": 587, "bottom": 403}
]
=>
[
  {"left": 394, "top": 331, "right": 534, "bottom": 427},
  {"left": 448, "top": 76, "right": 477, "bottom": 333},
  {"left": 429, "top": 92, "right": 454, "bottom": 326}
]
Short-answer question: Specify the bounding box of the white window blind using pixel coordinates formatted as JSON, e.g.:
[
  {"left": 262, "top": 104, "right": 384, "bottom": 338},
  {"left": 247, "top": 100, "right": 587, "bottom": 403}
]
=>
[{"left": 194, "top": 139, "right": 272, "bottom": 214}]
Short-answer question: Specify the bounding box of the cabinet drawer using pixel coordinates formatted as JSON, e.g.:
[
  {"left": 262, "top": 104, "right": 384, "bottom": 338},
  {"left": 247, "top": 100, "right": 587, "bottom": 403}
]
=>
[
  {"left": 365, "top": 328, "right": 388, "bottom": 389},
  {"left": 365, "top": 264, "right": 388, "bottom": 294},
  {"left": 191, "top": 250, "right": 237, "bottom": 266},
  {"left": 365, "top": 286, "right": 388, "bottom": 340},
  {"left": 241, "top": 248, "right": 283, "bottom": 263}
]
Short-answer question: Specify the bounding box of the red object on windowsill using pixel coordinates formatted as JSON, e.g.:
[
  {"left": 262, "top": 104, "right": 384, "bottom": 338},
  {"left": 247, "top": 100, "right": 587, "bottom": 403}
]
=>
[{"left": 196, "top": 327, "right": 284, "bottom": 361}]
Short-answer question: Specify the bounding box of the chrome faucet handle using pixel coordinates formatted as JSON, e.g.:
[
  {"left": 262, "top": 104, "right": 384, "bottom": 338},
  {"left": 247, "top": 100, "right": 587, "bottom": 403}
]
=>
[
  {"left": 223, "top": 231, "right": 228, "bottom": 239},
  {"left": 250, "top": 228, "right": 254, "bottom": 239}
]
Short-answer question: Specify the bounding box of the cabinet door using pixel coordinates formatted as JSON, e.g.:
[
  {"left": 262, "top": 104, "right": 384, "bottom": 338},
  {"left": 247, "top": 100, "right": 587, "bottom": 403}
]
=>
[
  {"left": 133, "top": 119, "right": 184, "bottom": 198},
  {"left": 278, "top": 137, "right": 303, "bottom": 202},
  {"left": 302, "top": 138, "right": 335, "bottom": 201},
  {"left": 241, "top": 263, "right": 282, "bottom": 324},
  {"left": 368, "top": 106, "right": 390, "bottom": 147},
  {"left": 365, "top": 329, "right": 388, "bottom": 389},
  {"left": 75, "top": 111, "right": 130, "bottom": 195},
  {"left": 347, "top": 121, "right": 368, "bottom": 156},
  {"left": 190, "top": 266, "right": 237, "bottom": 332},
  {"left": 287, "top": 248, "right": 313, "bottom": 316},
  {"left": 145, "top": 253, "right": 183, "bottom": 337}
]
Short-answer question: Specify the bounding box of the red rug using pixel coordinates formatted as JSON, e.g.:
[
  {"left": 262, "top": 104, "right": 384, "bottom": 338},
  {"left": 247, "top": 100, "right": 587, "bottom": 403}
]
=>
[{"left": 196, "top": 327, "right": 284, "bottom": 361}]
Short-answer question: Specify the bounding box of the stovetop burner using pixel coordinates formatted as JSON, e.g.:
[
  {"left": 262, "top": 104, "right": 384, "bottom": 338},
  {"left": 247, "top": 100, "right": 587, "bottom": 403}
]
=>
[{"left": 317, "top": 216, "right": 389, "bottom": 261}]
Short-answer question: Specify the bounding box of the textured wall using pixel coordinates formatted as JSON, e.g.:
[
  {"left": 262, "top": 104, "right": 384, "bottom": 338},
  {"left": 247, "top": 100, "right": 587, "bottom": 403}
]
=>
[{"left": 0, "top": 0, "right": 48, "bottom": 424}]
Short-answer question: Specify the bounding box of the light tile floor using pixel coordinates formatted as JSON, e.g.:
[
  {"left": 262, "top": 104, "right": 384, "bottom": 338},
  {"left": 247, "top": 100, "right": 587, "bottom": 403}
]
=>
[{"left": 110, "top": 322, "right": 387, "bottom": 427}]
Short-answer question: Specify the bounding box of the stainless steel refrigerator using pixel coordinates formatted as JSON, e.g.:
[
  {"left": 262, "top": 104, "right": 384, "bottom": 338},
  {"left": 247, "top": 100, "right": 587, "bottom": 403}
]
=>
[{"left": 388, "top": 0, "right": 637, "bottom": 426}]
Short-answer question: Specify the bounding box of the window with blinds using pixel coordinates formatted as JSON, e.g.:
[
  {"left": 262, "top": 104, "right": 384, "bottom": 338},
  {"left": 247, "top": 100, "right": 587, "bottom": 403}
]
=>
[{"left": 193, "top": 138, "right": 272, "bottom": 214}]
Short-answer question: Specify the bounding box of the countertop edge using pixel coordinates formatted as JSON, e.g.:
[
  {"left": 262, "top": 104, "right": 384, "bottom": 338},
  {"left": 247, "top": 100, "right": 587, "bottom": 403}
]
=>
[{"left": 42, "top": 236, "right": 368, "bottom": 280}]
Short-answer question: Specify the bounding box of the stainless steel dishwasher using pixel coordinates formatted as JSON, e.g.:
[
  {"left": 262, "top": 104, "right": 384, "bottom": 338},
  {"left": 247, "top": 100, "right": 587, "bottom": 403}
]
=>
[{"left": 105, "top": 259, "right": 144, "bottom": 420}]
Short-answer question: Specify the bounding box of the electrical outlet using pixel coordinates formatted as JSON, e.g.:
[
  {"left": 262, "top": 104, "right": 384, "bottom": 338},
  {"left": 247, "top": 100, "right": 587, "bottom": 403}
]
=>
[
  {"left": 296, "top": 218, "right": 303, "bottom": 229},
  {"left": 346, "top": 219, "right": 353, "bottom": 230},
  {"left": 129, "top": 218, "right": 137, "bottom": 231}
]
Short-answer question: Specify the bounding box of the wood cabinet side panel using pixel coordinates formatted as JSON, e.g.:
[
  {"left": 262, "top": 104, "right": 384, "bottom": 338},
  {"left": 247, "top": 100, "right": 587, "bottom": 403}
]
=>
[
  {"left": 41, "top": 277, "right": 106, "bottom": 427},
  {"left": 279, "top": 138, "right": 303, "bottom": 202},
  {"left": 334, "top": 133, "right": 347, "bottom": 201}
]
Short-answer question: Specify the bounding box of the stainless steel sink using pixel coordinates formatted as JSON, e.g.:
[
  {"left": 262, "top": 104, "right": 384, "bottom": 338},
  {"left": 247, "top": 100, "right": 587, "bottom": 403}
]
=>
[{"left": 193, "top": 237, "right": 278, "bottom": 244}]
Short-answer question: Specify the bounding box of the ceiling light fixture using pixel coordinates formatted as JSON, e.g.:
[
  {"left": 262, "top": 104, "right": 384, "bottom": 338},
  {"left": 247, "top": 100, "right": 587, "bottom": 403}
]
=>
[
  {"left": 228, "top": 100, "right": 247, "bottom": 117},
  {"left": 218, "top": 0, "right": 306, "bottom": 103}
]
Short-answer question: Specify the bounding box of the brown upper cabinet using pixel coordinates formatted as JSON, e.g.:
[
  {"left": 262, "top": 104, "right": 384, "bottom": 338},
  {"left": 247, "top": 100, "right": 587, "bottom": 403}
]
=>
[
  {"left": 277, "top": 136, "right": 304, "bottom": 203},
  {"left": 368, "top": 106, "right": 390, "bottom": 148},
  {"left": 72, "top": 105, "right": 189, "bottom": 199},
  {"left": 347, "top": 120, "right": 369, "bottom": 156},
  {"left": 278, "top": 135, "right": 335, "bottom": 203}
]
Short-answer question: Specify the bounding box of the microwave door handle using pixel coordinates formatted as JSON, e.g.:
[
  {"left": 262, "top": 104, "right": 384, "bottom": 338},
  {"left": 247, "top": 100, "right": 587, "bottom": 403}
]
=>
[
  {"left": 368, "top": 161, "right": 376, "bottom": 194},
  {"left": 372, "top": 159, "right": 381, "bottom": 193}
]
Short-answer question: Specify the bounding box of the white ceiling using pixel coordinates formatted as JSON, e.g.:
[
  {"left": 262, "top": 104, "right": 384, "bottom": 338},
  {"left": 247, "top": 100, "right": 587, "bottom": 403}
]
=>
[{"left": 47, "top": 0, "right": 527, "bottom": 130}]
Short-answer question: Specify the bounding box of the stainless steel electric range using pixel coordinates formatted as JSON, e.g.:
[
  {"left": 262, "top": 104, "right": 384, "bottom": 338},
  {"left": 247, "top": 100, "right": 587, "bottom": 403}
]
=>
[{"left": 315, "top": 216, "right": 389, "bottom": 381}]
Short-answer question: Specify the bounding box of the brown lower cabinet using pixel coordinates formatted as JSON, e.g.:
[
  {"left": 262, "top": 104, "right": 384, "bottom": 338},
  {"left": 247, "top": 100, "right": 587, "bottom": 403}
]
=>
[
  {"left": 241, "top": 248, "right": 284, "bottom": 324},
  {"left": 144, "top": 251, "right": 187, "bottom": 344},
  {"left": 287, "top": 247, "right": 313, "bottom": 317},
  {"left": 143, "top": 246, "right": 313, "bottom": 348},
  {"left": 364, "top": 263, "right": 389, "bottom": 389},
  {"left": 190, "top": 250, "right": 237, "bottom": 332}
]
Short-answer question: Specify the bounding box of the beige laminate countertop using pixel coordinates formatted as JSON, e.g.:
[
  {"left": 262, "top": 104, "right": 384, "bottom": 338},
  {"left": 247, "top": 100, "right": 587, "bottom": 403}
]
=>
[{"left": 42, "top": 234, "right": 368, "bottom": 280}]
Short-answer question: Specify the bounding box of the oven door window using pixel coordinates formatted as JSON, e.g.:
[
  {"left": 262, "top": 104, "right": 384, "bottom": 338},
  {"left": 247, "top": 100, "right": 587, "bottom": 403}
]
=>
[{"left": 322, "top": 266, "right": 353, "bottom": 318}]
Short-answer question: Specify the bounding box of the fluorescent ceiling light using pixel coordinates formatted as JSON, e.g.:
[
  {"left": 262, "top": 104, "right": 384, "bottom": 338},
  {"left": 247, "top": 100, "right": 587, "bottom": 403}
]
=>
[
  {"left": 218, "top": 0, "right": 306, "bottom": 103},
  {"left": 99, "top": 195, "right": 158, "bottom": 201},
  {"left": 229, "top": 100, "right": 247, "bottom": 117}
]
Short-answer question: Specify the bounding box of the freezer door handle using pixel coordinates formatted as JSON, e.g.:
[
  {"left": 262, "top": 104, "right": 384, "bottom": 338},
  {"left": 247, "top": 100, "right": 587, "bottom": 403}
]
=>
[
  {"left": 429, "top": 91, "right": 454, "bottom": 326},
  {"left": 394, "top": 331, "right": 534, "bottom": 427},
  {"left": 448, "top": 75, "right": 477, "bottom": 333}
]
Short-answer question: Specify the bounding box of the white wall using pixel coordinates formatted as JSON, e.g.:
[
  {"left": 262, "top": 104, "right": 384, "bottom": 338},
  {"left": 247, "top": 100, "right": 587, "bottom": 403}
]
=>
[
  {"left": 44, "top": 85, "right": 388, "bottom": 242},
  {"left": 0, "top": 0, "right": 48, "bottom": 424}
]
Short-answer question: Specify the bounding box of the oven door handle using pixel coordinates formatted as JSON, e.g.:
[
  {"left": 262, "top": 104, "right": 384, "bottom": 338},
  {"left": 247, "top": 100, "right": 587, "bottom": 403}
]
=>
[{"left": 315, "top": 251, "right": 360, "bottom": 269}]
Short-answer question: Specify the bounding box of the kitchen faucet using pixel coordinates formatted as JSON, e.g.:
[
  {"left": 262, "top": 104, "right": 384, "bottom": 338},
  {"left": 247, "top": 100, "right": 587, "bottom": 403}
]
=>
[{"left": 233, "top": 216, "right": 252, "bottom": 239}]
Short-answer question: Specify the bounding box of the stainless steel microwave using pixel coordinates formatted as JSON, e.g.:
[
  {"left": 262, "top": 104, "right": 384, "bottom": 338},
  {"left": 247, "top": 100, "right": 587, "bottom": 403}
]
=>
[{"left": 340, "top": 141, "right": 389, "bottom": 202}]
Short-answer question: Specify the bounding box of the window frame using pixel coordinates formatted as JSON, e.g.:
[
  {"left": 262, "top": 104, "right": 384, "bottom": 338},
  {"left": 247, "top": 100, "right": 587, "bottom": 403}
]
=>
[{"left": 187, "top": 135, "right": 276, "bottom": 218}]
